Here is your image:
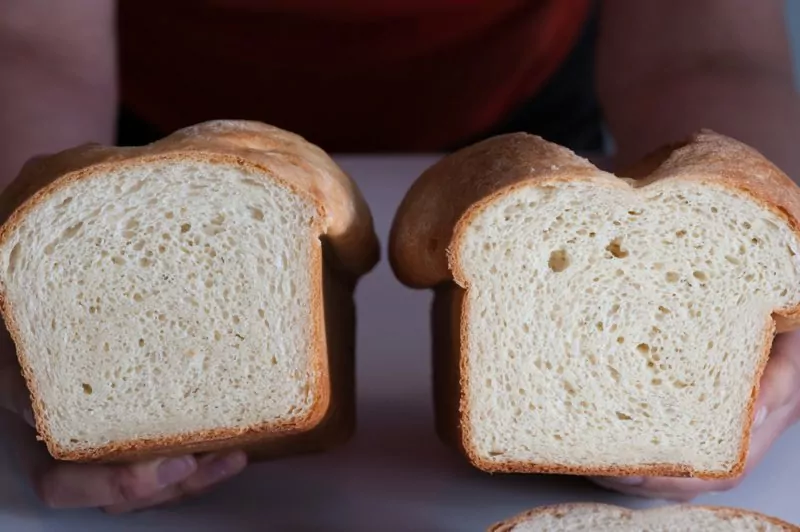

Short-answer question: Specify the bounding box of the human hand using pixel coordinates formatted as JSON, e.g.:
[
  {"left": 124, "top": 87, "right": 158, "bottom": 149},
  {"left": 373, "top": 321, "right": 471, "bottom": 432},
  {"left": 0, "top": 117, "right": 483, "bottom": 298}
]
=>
[
  {"left": 589, "top": 329, "right": 800, "bottom": 501},
  {"left": 0, "top": 331, "right": 248, "bottom": 513}
]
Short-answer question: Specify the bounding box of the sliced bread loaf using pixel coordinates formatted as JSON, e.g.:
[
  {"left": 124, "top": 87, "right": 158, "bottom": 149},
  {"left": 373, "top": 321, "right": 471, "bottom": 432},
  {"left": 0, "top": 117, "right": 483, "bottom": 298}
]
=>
[
  {"left": 389, "top": 131, "right": 800, "bottom": 478},
  {"left": 490, "top": 503, "right": 799, "bottom": 531},
  {"left": 0, "top": 120, "right": 379, "bottom": 462}
]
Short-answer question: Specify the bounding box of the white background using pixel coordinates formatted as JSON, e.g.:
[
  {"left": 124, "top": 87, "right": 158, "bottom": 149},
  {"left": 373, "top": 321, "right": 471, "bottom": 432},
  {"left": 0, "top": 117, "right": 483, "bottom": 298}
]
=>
[{"left": 0, "top": 155, "right": 798, "bottom": 531}]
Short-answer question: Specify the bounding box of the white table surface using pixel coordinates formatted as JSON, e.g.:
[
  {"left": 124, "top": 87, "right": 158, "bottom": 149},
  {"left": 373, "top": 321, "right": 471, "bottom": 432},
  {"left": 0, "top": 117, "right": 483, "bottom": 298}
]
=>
[{"left": 1, "top": 155, "right": 798, "bottom": 531}]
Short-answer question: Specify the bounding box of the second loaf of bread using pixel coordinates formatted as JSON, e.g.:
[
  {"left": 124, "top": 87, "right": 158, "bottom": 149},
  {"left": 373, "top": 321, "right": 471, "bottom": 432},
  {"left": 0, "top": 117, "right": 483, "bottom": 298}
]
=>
[{"left": 390, "top": 130, "right": 800, "bottom": 478}]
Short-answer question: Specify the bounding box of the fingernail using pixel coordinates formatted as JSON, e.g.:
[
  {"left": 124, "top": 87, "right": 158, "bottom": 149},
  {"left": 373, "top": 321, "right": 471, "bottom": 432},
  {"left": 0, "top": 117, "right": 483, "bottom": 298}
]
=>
[
  {"left": 753, "top": 407, "right": 768, "bottom": 430},
  {"left": 157, "top": 456, "right": 196, "bottom": 486},
  {"left": 206, "top": 451, "right": 247, "bottom": 482}
]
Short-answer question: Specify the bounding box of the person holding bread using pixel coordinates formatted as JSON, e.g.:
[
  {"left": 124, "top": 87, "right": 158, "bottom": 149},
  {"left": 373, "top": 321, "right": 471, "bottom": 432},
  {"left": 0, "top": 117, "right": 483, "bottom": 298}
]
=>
[{"left": 1, "top": 0, "right": 799, "bottom": 514}]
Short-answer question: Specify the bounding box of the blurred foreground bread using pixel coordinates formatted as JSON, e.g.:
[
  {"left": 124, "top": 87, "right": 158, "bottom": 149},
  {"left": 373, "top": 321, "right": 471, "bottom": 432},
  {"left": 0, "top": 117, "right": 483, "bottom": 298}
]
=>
[
  {"left": 0, "top": 120, "right": 379, "bottom": 462},
  {"left": 389, "top": 130, "right": 800, "bottom": 478},
  {"left": 490, "top": 503, "right": 799, "bottom": 531}
]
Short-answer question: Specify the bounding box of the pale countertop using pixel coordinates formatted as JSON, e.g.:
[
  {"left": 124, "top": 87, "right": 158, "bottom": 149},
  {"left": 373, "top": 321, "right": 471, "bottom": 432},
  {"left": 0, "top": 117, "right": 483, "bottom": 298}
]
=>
[{"left": 0, "top": 155, "right": 798, "bottom": 531}]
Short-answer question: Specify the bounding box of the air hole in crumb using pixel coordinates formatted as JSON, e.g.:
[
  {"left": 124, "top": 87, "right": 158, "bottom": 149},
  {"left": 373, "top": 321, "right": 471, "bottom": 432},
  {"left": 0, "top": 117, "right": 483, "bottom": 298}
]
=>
[
  {"left": 693, "top": 271, "right": 708, "bottom": 282},
  {"left": 596, "top": 322, "right": 604, "bottom": 332},
  {"left": 675, "top": 230, "right": 687, "bottom": 238},
  {"left": 249, "top": 207, "right": 264, "bottom": 221},
  {"left": 7, "top": 243, "right": 22, "bottom": 274},
  {"left": 616, "top": 412, "right": 632, "bottom": 421},
  {"left": 138, "top": 338, "right": 145, "bottom": 347},
  {"left": 617, "top": 337, "right": 625, "bottom": 344},
  {"left": 606, "top": 238, "right": 628, "bottom": 258},
  {"left": 658, "top": 306, "right": 670, "bottom": 314},
  {"left": 111, "top": 256, "right": 125, "bottom": 266},
  {"left": 666, "top": 271, "right": 679, "bottom": 283},
  {"left": 548, "top": 249, "right": 569, "bottom": 272},
  {"left": 82, "top": 383, "right": 93, "bottom": 395},
  {"left": 588, "top": 232, "right": 596, "bottom": 238},
  {"left": 63, "top": 221, "right": 84, "bottom": 239},
  {"left": 636, "top": 343, "right": 650, "bottom": 354},
  {"left": 180, "top": 223, "right": 191, "bottom": 233},
  {"left": 652, "top": 378, "right": 663, "bottom": 385}
]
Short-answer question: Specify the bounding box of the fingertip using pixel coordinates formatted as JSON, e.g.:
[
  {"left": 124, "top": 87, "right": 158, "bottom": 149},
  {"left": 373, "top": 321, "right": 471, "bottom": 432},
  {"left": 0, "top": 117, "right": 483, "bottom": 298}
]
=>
[
  {"left": 156, "top": 455, "right": 198, "bottom": 487},
  {"left": 207, "top": 449, "right": 248, "bottom": 482}
]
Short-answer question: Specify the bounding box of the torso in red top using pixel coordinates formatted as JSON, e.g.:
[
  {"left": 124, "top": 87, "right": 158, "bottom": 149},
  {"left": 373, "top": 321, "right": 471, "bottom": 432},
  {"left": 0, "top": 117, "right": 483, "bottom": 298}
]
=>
[{"left": 118, "top": 0, "right": 591, "bottom": 152}]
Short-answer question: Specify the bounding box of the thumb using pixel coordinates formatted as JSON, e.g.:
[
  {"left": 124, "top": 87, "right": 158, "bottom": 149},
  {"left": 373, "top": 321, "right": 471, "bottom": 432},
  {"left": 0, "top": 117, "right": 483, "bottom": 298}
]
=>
[
  {"left": 752, "top": 329, "right": 800, "bottom": 431},
  {"left": 0, "top": 362, "right": 35, "bottom": 426}
]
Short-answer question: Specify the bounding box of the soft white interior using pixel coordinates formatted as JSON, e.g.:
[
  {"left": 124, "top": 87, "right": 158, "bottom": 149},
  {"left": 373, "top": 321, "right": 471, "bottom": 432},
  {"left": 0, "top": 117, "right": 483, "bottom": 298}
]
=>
[
  {"left": 0, "top": 160, "right": 321, "bottom": 451},
  {"left": 507, "top": 505, "right": 788, "bottom": 531},
  {"left": 459, "top": 179, "right": 800, "bottom": 473}
]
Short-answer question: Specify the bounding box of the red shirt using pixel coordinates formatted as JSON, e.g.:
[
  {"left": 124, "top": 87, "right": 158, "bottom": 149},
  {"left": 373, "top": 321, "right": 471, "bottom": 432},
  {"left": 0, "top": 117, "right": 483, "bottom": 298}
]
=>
[{"left": 118, "top": 0, "right": 591, "bottom": 152}]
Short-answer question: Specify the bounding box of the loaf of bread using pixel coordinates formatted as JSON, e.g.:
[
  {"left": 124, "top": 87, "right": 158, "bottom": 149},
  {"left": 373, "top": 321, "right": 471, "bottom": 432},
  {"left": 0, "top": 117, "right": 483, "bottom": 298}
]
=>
[
  {"left": 389, "top": 130, "right": 800, "bottom": 478},
  {"left": 489, "top": 503, "right": 799, "bottom": 531},
  {"left": 0, "top": 120, "right": 379, "bottom": 462}
]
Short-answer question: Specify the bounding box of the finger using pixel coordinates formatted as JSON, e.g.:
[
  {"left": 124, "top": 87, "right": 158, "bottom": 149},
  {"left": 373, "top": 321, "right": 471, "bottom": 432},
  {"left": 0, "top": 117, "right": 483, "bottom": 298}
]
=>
[
  {"left": 102, "top": 485, "right": 184, "bottom": 515},
  {"left": 101, "top": 450, "right": 247, "bottom": 514},
  {"left": 753, "top": 330, "right": 800, "bottom": 419},
  {"left": 36, "top": 455, "right": 197, "bottom": 509},
  {"left": 181, "top": 450, "right": 248, "bottom": 495},
  {"left": 0, "top": 362, "right": 34, "bottom": 425}
]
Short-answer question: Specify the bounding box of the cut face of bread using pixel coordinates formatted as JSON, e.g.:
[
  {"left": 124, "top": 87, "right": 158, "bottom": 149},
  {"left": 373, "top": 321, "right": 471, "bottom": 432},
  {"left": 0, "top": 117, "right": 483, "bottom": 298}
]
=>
[
  {"left": 389, "top": 130, "right": 800, "bottom": 478},
  {"left": 490, "top": 503, "right": 799, "bottom": 532},
  {"left": 457, "top": 179, "right": 800, "bottom": 474},
  {"left": 0, "top": 121, "right": 378, "bottom": 461}
]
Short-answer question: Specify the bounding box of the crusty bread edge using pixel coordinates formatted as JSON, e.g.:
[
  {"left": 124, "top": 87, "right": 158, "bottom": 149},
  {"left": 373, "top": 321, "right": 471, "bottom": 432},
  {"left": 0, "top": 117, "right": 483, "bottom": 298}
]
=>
[
  {"left": 394, "top": 130, "right": 800, "bottom": 477},
  {"left": 0, "top": 121, "right": 379, "bottom": 462},
  {"left": 487, "top": 503, "right": 800, "bottom": 531}
]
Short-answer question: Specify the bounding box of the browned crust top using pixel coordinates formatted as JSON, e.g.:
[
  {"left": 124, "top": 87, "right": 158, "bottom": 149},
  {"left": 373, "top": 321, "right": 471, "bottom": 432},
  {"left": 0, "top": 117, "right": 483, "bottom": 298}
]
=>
[
  {"left": 389, "top": 129, "right": 800, "bottom": 292},
  {"left": 0, "top": 120, "right": 380, "bottom": 278},
  {"left": 488, "top": 503, "right": 800, "bottom": 531}
]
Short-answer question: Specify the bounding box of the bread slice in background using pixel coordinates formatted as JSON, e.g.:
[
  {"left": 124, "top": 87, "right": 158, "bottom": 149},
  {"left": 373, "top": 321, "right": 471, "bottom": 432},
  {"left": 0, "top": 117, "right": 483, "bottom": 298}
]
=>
[
  {"left": 490, "top": 503, "right": 799, "bottom": 531},
  {"left": 389, "top": 130, "right": 800, "bottom": 478},
  {"left": 0, "top": 120, "right": 379, "bottom": 462}
]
